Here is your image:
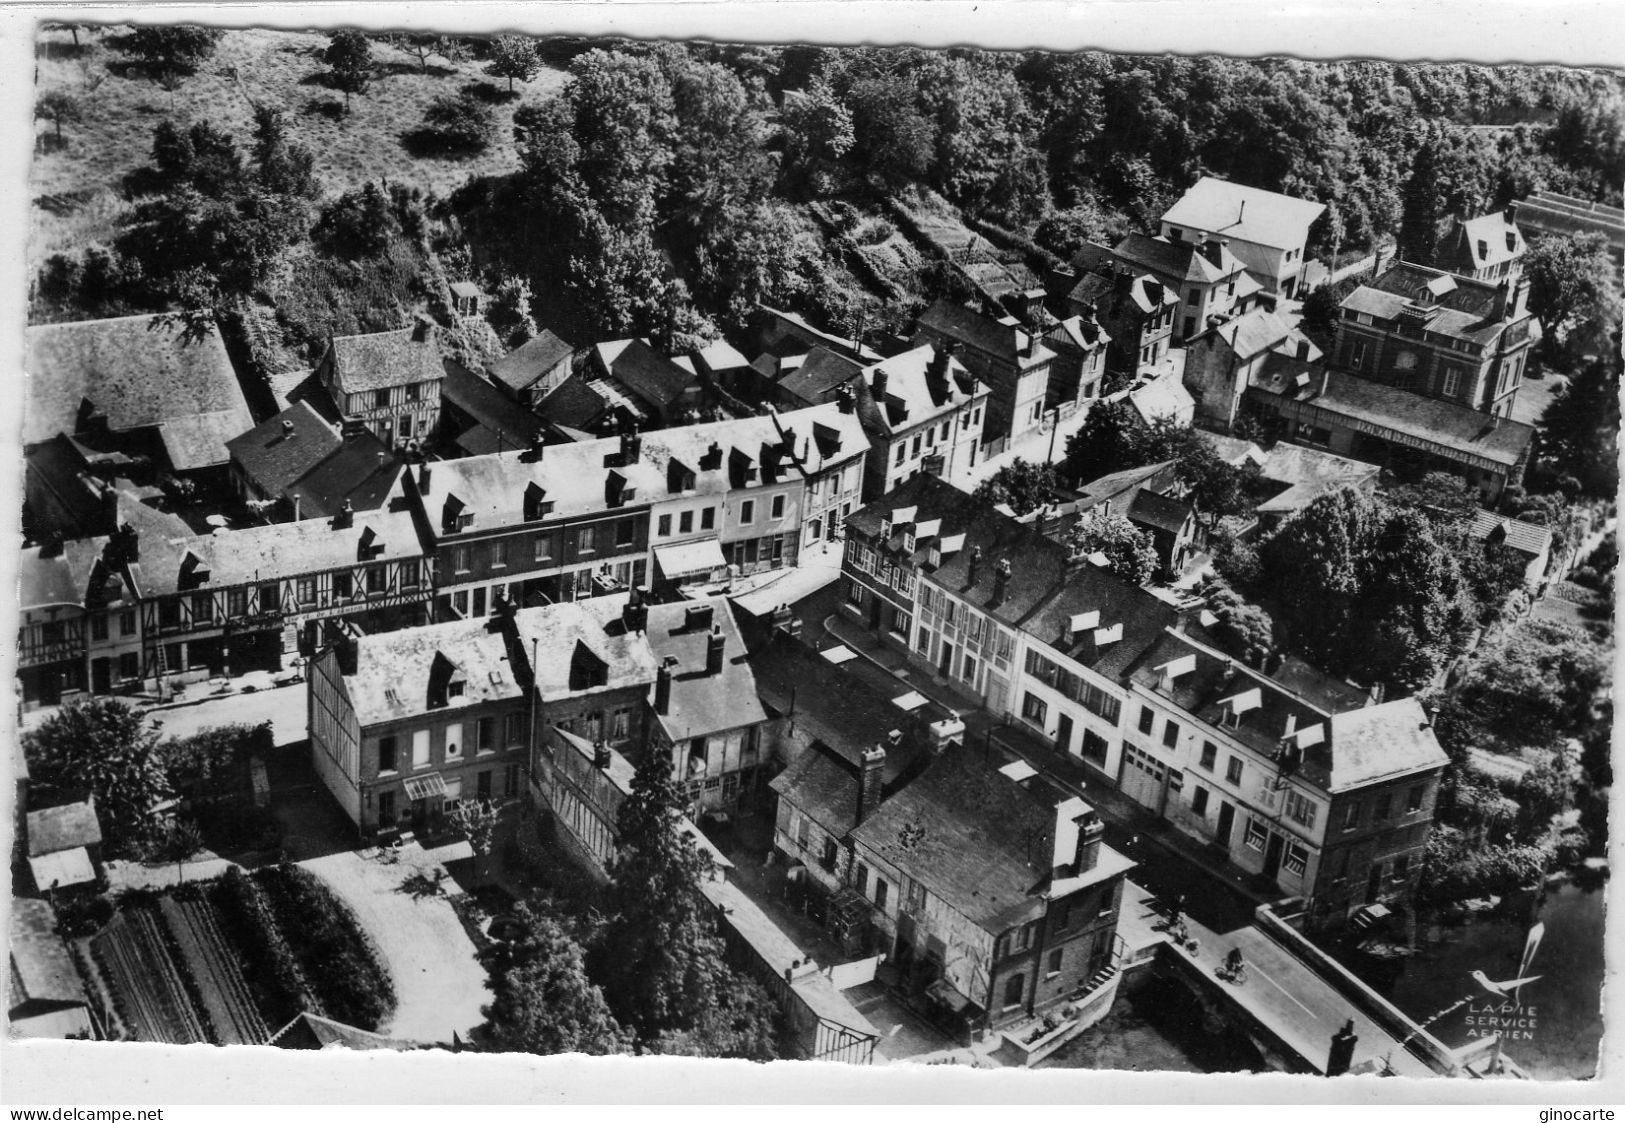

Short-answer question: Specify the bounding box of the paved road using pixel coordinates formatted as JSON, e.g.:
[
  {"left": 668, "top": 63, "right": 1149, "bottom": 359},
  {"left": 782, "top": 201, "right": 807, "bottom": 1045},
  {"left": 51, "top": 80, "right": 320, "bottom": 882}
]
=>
[{"left": 144, "top": 682, "right": 308, "bottom": 747}]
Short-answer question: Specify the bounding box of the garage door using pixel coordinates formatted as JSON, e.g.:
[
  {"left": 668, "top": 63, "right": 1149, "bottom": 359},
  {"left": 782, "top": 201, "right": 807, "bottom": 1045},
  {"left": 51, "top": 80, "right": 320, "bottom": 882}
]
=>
[{"left": 1121, "top": 745, "right": 1166, "bottom": 811}]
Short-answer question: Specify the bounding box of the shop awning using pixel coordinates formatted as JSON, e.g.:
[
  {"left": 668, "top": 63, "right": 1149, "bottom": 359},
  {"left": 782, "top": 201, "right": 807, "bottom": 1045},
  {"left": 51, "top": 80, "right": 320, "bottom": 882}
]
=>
[
  {"left": 655, "top": 539, "right": 728, "bottom": 579},
  {"left": 402, "top": 773, "right": 449, "bottom": 802},
  {"left": 820, "top": 645, "right": 857, "bottom": 665},
  {"left": 28, "top": 847, "right": 95, "bottom": 890}
]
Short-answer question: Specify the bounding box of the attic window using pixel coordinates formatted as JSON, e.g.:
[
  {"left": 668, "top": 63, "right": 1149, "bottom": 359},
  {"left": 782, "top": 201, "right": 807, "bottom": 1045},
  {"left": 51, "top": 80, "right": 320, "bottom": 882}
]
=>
[
  {"left": 489, "top": 671, "right": 505, "bottom": 686},
  {"left": 523, "top": 483, "right": 550, "bottom": 522},
  {"left": 448, "top": 680, "right": 465, "bottom": 699},
  {"left": 384, "top": 687, "right": 401, "bottom": 706}
]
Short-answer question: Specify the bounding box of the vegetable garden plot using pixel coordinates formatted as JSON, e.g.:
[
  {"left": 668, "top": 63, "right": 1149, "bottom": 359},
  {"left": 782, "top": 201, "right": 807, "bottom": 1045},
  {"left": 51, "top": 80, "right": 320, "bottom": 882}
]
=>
[
  {"left": 91, "top": 908, "right": 210, "bottom": 1044},
  {"left": 159, "top": 896, "right": 272, "bottom": 1045}
]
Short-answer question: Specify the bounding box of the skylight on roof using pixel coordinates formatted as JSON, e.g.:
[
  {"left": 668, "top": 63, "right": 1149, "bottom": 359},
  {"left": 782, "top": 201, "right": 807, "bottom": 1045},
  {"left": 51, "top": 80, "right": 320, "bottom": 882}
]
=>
[{"left": 1425, "top": 275, "right": 1458, "bottom": 298}]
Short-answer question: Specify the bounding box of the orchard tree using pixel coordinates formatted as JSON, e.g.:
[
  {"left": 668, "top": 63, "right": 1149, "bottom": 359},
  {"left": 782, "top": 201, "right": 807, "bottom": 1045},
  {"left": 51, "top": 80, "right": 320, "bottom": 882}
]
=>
[
  {"left": 421, "top": 94, "right": 495, "bottom": 154},
  {"left": 1065, "top": 506, "right": 1158, "bottom": 585},
  {"left": 389, "top": 33, "right": 462, "bottom": 75},
  {"left": 35, "top": 90, "right": 83, "bottom": 143},
  {"left": 22, "top": 698, "right": 171, "bottom": 856},
  {"left": 120, "top": 25, "right": 223, "bottom": 79},
  {"left": 972, "top": 458, "right": 1060, "bottom": 517},
  {"left": 324, "top": 29, "right": 373, "bottom": 112},
  {"left": 487, "top": 274, "right": 537, "bottom": 345},
  {"left": 485, "top": 34, "right": 541, "bottom": 95},
  {"left": 484, "top": 904, "right": 631, "bottom": 1056}
]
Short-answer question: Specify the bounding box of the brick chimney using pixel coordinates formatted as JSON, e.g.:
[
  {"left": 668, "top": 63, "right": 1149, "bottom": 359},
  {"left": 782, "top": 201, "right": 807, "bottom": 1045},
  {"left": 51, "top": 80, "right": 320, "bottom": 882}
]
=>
[
  {"left": 1050, "top": 796, "right": 1090, "bottom": 879},
  {"left": 654, "top": 655, "right": 677, "bottom": 714},
  {"left": 593, "top": 740, "right": 613, "bottom": 770},
  {"left": 857, "top": 745, "right": 886, "bottom": 825},
  {"left": 282, "top": 418, "right": 296, "bottom": 439},
  {"left": 871, "top": 367, "right": 889, "bottom": 399},
  {"left": 1074, "top": 809, "right": 1105, "bottom": 875},
  {"left": 705, "top": 624, "right": 726, "bottom": 676},
  {"left": 620, "top": 423, "right": 642, "bottom": 464},
  {"left": 927, "top": 345, "right": 951, "bottom": 384},
  {"left": 967, "top": 545, "right": 982, "bottom": 587},
  {"left": 1202, "top": 238, "right": 1227, "bottom": 269},
  {"left": 332, "top": 499, "right": 354, "bottom": 530},
  {"left": 992, "top": 557, "right": 1012, "bottom": 606}
]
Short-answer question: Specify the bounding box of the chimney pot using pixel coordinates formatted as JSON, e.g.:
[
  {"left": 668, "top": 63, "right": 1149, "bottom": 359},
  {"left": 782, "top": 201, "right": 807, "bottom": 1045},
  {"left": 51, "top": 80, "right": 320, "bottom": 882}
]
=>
[{"left": 282, "top": 419, "right": 296, "bottom": 438}]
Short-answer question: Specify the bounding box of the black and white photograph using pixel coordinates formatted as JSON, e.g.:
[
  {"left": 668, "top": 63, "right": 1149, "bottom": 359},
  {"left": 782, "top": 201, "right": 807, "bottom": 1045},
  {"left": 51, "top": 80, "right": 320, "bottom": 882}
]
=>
[{"left": 2, "top": 0, "right": 1619, "bottom": 1107}]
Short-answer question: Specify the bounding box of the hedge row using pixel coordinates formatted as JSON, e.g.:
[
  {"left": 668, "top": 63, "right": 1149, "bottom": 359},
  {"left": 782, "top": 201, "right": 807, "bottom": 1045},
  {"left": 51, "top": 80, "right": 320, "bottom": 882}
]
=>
[
  {"left": 208, "top": 867, "right": 319, "bottom": 1028},
  {"left": 253, "top": 864, "right": 395, "bottom": 1032},
  {"left": 963, "top": 214, "right": 1065, "bottom": 275}
]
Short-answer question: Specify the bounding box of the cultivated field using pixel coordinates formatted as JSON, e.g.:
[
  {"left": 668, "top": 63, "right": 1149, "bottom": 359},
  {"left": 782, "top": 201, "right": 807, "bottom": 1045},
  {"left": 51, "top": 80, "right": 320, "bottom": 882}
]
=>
[{"left": 29, "top": 25, "right": 569, "bottom": 264}]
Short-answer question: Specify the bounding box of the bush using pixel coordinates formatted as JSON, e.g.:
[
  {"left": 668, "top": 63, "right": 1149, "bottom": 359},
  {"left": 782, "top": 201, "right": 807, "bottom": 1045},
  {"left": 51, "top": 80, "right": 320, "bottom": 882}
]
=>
[
  {"left": 253, "top": 864, "right": 394, "bottom": 1030},
  {"left": 415, "top": 95, "right": 495, "bottom": 156},
  {"left": 209, "top": 868, "right": 317, "bottom": 1027}
]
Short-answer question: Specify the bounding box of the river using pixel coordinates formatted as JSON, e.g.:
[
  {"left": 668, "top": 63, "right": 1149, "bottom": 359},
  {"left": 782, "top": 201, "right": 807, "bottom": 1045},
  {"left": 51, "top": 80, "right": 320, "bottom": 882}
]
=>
[{"left": 1353, "top": 875, "right": 1607, "bottom": 1081}]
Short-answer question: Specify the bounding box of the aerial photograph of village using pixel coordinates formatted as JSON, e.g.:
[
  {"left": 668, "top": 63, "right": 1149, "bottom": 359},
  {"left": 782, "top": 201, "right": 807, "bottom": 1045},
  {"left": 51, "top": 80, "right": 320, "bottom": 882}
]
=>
[{"left": 5, "top": 7, "right": 1618, "bottom": 1101}]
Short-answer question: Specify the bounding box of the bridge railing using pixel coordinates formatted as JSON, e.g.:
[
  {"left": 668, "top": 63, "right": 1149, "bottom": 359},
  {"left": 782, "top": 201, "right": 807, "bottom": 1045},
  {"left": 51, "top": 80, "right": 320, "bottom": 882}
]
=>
[{"left": 1253, "top": 904, "right": 1459, "bottom": 1076}]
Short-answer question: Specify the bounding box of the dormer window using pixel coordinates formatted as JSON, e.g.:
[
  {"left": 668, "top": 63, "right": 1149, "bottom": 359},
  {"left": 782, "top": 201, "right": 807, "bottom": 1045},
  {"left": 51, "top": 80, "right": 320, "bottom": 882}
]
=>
[
  {"left": 448, "top": 680, "right": 465, "bottom": 699},
  {"left": 523, "top": 482, "right": 550, "bottom": 522}
]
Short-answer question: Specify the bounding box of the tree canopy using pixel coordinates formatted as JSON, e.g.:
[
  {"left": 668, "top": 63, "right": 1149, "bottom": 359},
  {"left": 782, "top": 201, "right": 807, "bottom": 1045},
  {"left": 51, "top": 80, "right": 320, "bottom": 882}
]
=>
[
  {"left": 1537, "top": 356, "right": 1621, "bottom": 499},
  {"left": 1065, "top": 506, "right": 1158, "bottom": 586},
  {"left": 324, "top": 29, "right": 373, "bottom": 110},
  {"left": 972, "top": 457, "right": 1059, "bottom": 516},
  {"left": 484, "top": 903, "right": 631, "bottom": 1056},
  {"left": 22, "top": 698, "right": 171, "bottom": 856},
  {"left": 591, "top": 747, "right": 779, "bottom": 1059}
]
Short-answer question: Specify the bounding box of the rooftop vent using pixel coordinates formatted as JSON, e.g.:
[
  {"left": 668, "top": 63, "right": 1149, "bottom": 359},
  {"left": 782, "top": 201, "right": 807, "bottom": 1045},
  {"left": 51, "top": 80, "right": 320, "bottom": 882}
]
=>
[
  {"left": 1093, "top": 622, "right": 1123, "bottom": 646},
  {"left": 1068, "top": 610, "right": 1100, "bottom": 637}
]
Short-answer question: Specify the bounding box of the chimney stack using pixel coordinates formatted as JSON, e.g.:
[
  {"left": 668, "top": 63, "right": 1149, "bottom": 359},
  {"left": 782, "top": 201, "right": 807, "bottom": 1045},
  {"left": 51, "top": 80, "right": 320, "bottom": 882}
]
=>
[
  {"left": 836, "top": 383, "right": 856, "bottom": 414},
  {"left": 418, "top": 463, "right": 432, "bottom": 491},
  {"left": 620, "top": 423, "right": 642, "bottom": 464},
  {"left": 1114, "top": 265, "right": 1132, "bottom": 294},
  {"left": 927, "top": 345, "right": 950, "bottom": 384},
  {"left": 282, "top": 419, "right": 296, "bottom": 439},
  {"left": 333, "top": 499, "right": 354, "bottom": 530},
  {"left": 871, "top": 368, "right": 889, "bottom": 399},
  {"left": 1049, "top": 796, "right": 1091, "bottom": 879},
  {"left": 992, "top": 557, "right": 1012, "bottom": 605},
  {"left": 1203, "top": 238, "right": 1226, "bottom": 269},
  {"left": 654, "top": 655, "right": 677, "bottom": 715},
  {"left": 857, "top": 745, "right": 886, "bottom": 825},
  {"left": 1327, "top": 1020, "right": 1359, "bottom": 1078},
  {"left": 622, "top": 586, "right": 648, "bottom": 634},
  {"left": 1075, "top": 809, "right": 1105, "bottom": 875},
  {"left": 705, "top": 624, "right": 726, "bottom": 676},
  {"left": 967, "top": 545, "right": 982, "bottom": 587},
  {"left": 593, "top": 740, "right": 613, "bottom": 770}
]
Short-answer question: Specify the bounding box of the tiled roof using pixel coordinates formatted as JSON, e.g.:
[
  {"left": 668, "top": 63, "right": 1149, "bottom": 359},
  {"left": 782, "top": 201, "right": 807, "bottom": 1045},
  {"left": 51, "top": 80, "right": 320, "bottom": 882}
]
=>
[
  {"left": 404, "top": 404, "right": 864, "bottom": 538},
  {"left": 1443, "top": 213, "right": 1525, "bottom": 273},
  {"left": 326, "top": 327, "right": 444, "bottom": 394},
  {"left": 1128, "top": 489, "right": 1193, "bottom": 535},
  {"left": 441, "top": 359, "right": 549, "bottom": 455},
  {"left": 1112, "top": 232, "right": 1245, "bottom": 286},
  {"left": 858, "top": 344, "right": 987, "bottom": 437},
  {"left": 1130, "top": 630, "right": 1444, "bottom": 792},
  {"left": 1045, "top": 314, "right": 1111, "bottom": 353},
  {"left": 1339, "top": 261, "right": 1527, "bottom": 345},
  {"left": 535, "top": 376, "right": 612, "bottom": 431},
  {"left": 1019, "top": 556, "right": 1181, "bottom": 681},
  {"left": 18, "top": 539, "right": 105, "bottom": 611},
  {"left": 849, "top": 742, "right": 1130, "bottom": 930},
  {"left": 1202, "top": 309, "right": 1310, "bottom": 362},
  {"left": 645, "top": 597, "right": 766, "bottom": 739},
  {"left": 9, "top": 898, "right": 88, "bottom": 1009},
  {"left": 488, "top": 330, "right": 576, "bottom": 393},
  {"left": 776, "top": 346, "right": 863, "bottom": 405},
  {"left": 347, "top": 614, "right": 525, "bottom": 727},
  {"left": 1327, "top": 698, "right": 1450, "bottom": 791},
  {"left": 848, "top": 474, "right": 1070, "bottom": 630},
  {"left": 594, "top": 339, "right": 695, "bottom": 411},
  {"left": 770, "top": 743, "right": 866, "bottom": 838},
  {"left": 512, "top": 595, "right": 659, "bottom": 705},
  {"left": 135, "top": 506, "right": 424, "bottom": 596},
  {"left": 751, "top": 631, "right": 942, "bottom": 782},
  {"left": 1468, "top": 510, "right": 1552, "bottom": 557},
  {"left": 26, "top": 799, "right": 102, "bottom": 856},
  {"left": 916, "top": 300, "right": 1052, "bottom": 367},
  {"left": 1076, "top": 460, "right": 1180, "bottom": 515},
  {"left": 226, "top": 401, "right": 342, "bottom": 495},
  {"left": 694, "top": 339, "right": 752, "bottom": 375},
  {"left": 754, "top": 306, "right": 883, "bottom": 363},
  {"left": 1161, "top": 177, "right": 1325, "bottom": 249},
  {"left": 1248, "top": 368, "right": 1535, "bottom": 470},
  {"left": 24, "top": 313, "right": 252, "bottom": 470},
  {"left": 283, "top": 431, "right": 401, "bottom": 520}
]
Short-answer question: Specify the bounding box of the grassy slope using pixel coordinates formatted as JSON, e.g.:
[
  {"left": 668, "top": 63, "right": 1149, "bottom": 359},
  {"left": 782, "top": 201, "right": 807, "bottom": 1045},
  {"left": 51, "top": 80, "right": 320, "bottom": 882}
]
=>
[{"left": 28, "top": 25, "right": 568, "bottom": 267}]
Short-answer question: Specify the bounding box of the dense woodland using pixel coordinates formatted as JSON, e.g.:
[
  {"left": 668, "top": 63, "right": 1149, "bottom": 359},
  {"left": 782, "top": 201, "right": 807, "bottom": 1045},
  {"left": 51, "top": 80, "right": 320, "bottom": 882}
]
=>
[{"left": 30, "top": 27, "right": 1625, "bottom": 367}]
